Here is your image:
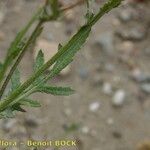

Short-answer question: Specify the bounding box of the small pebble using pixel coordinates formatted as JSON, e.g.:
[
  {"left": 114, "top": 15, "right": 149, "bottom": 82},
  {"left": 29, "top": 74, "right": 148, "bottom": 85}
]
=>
[
  {"left": 131, "top": 68, "right": 150, "bottom": 83},
  {"left": 78, "top": 67, "right": 89, "bottom": 79},
  {"left": 141, "top": 83, "right": 150, "bottom": 94},
  {"left": 116, "top": 26, "right": 147, "bottom": 41},
  {"left": 64, "top": 108, "right": 72, "bottom": 117},
  {"left": 2, "top": 119, "right": 17, "bottom": 132},
  {"left": 81, "top": 126, "right": 90, "bottom": 134},
  {"left": 92, "top": 74, "right": 103, "bottom": 86},
  {"left": 144, "top": 47, "right": 150, "bottom": 56},
  {"left": 118, "top": 41, "right": 135, "bottom": 55},
  {"left": 112, "top": 89, "right": 126, "bottom": 107},
  {"left": 103, "top": 82, "right": 112, "bottom": 95},
  {"left": 106, "top": 118, "right": 114, "bottom": 125},
  {"left": 95, "top": 32, "right": 114, "bottom": 53},
  {"left": 105, "top": 63, "right": 115, "bottom": 72},
  {"left": 89, "top": 101, "right": 100, "bottom": 112},
  {"left": 112, "top": 130, "right": 122, "bottom": 139},
  {"left": 118, "top": 9, "right": 133, "bottom": 22},
  {"left": 24, "top": 117, "right": 38, "bottom": 128}
]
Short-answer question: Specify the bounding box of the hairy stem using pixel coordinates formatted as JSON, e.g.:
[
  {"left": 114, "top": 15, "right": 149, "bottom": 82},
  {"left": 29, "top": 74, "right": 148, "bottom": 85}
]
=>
[
  {"left": 0, "top": 0, "right": 123, "bottom": 112},
  {"left": 0, "top": 21, "right": 43, "bottom": 99},
  {"left": 0, "top": 8, "right": 42, "bottom": 86}
]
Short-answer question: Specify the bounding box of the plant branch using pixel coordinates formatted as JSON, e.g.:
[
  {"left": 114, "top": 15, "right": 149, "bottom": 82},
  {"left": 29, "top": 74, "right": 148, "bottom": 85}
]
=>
[
  {"left": 0, "top": 21, "right": 43, "bottom": 99},
  {"left": 0, "top": 0, "right": 86, "bottom": 99},
  {"left": 0, "top": 8, "right": 42, "bottom": 86},
  {"left": 0, "top": 0, "right": 123, "bottom": 112}
]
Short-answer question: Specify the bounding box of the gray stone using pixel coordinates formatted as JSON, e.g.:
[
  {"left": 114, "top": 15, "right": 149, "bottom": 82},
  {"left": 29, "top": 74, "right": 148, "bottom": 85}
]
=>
[
  {"left": 131, "top": 68, "right": 150, "bottom": 83},
  {"left": 103, "top": 82, "right": 112, "bottom": 95},
  {"left": 95, "top": 32, "right": 114, "bottom": 53},
  {"left": 106, "top": 118, "right": 114, "bottom": 125},
  {"left": 112, "top": 130, "right": 122, "bottom": 139},
  {"left": 24, "top": 117, "right": 38, "bottom": 128},
  {"left": 112, "top": 89, "right": 126, "bottom": 107},
  {"left": 92, "top": 74, "right": 103, "bottom": 86},
  {"left": 2, "top": 119, "right": 17, "bottom": 132},
  {"left": 118, "top": 9, "right": 133, "bottom": 22},
  {"left": 78, "top": 67, "right": 89, "bottom": 79},
  {"left": 116, "top": 26, "right": 147, "bottom": 41},
  {"left": 81, "top": 126, "right": 90, "bottom": 134},
  {"left": 89, "top": 101, "right": 100, "bottom": 112},
  {"left": 144, "top": 47, "right": 150, "bottom": 56},
  {"left": 141, "top": 83, "right": 150, "bottom": 94}
]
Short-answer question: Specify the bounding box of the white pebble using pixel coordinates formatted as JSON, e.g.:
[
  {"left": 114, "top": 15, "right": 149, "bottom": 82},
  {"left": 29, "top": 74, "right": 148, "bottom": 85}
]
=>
[
  {"left": 106, "top": 118, "right": 114, "bottom": 125},
  {"left": 81, "top": 126, "right": 90, "bottom": 134},
  {"left": 112, "top": 89, "right": 126, "bottom": 107},
  {"left": 89, "top": 102, "right": 100, "bottom": 112},
  {"left": 103, "top": 82, "right": 112, "bottom": 95}
]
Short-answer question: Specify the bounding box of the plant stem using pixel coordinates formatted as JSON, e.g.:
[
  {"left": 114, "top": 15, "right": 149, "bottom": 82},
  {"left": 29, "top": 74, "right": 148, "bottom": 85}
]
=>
[
  {"left": 89, "top": 0, "right": 123, "bottom": 26},
  {"left": 0, "top": 8, "right": 42, "bottom": 86},
  {"left": 0, "top": 0, "right": 123, "bottom": 112},
  {"left": 0, "top": 21, "right": 43, "bottom": 99},
  {"left": 0, "top": 34, "right": 76, "bottom": 111}
]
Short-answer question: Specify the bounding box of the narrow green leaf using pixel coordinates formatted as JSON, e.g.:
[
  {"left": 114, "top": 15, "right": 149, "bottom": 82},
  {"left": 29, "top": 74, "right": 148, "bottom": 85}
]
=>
[
  {"left": 37, "top": 86, "right": 75, "bottom": 96},
  {"left": 58, "top": 43, "right": 63, "bottom": 50},
  {"left": 0, "top": 8, "right": 42, "bottom": 84},
  {"left": 33, "top": 50, "right": 45, "bottom": 85},
  {"left": 47, "top": 25, "right": 91, "bottom": 79},
  {"left": 11, "top": 68, "right": 21, "bottom": 91},
  {"left": 0, "top": 108, "right": 15, "bottom": 119},
  {"left": 89, "top": 0, "right": 123, "bottom": 26},
  {"left": 12, "top": 104, "right": 26, "bottom": 112},
  {"left": 41, "top": 0, "right": 60, "bottom": 21},
  {"left": 63, "top": 123, "right": 80, "bottom": 133},
  {"left": 49, "top": 0, "right": 60, "bottom": 18},
  {"left": 34, "top": 50, "right": 44, "bottom": 72},
  {"left": 0, "top": 0, "right": 123, "bottom": 114},
  {"left": 85, "top": 0, "right": 94, "bottom": 22},
  {"left": 7, "top": 8, "right": 42, "bottom": 59},
  {"left": 20, "top": 99, "right": 41, "bottom": 107}
]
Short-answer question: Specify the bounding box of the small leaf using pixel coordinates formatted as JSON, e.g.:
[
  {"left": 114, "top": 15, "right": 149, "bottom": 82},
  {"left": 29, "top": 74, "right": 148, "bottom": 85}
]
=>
[
  {"left": 33, "top": 50, "right": 45, "bottom": 85},
  {"left": 36, "top": 86, "right": 75, "bottom": 96},
  {"left": 58, "top": 43, "right": 63, "bottom": 50},
  {"left": 86, "top": 12, "right": 94, "bottom": 22},
  {"left": 20, "top": 99, "right": 41, "bottom": 107},
  {"left": 34, "top": 50, "right": 44, "bottom": 72},
  {"left": 11, "top": 68, "right": 21, "bottom": 91},
  {"left": 12, "top": 104, "right": 26, "bottom": 112},
  {"left": 7, "top": 8, "right": 42, "bottom": 61},
  {"left": 49, "top": 0, "right": 60, "bottom": 19},
  {"left": 47, "top": 25, "right": 91, "bottom": 80},
  {"left": 0, "top": 108, "right": 15, "bottom": 119},
  {"left": 63, "top": 123, "right": 80, "bottom": 133}
]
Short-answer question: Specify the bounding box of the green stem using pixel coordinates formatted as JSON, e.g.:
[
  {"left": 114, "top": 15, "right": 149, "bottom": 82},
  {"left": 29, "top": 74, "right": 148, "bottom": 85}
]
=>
[
  {"left": 0, "top": 41, "right": 70, "bottom": 111},
  {"left": 0, "top": 8, "right": 42, "bottom": 85},
  {"left": 0, "top": 21, "right": 43, "bottom": 99},
  {"left": 89, "top": 0, "right": 123, "bottom": 26},
  {"left": 0, "top": 0, "right": 123, "bottom": 112}
]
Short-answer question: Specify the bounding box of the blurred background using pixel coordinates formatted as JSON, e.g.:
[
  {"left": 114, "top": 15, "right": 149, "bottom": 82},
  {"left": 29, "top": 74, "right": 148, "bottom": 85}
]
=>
[{"left": 0, "top": 0, "right": 150, "bottom": 150}]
